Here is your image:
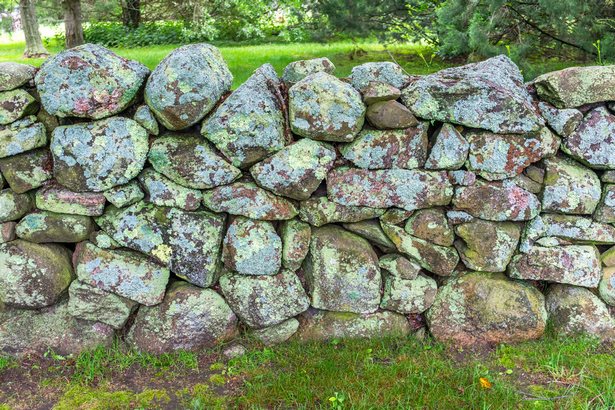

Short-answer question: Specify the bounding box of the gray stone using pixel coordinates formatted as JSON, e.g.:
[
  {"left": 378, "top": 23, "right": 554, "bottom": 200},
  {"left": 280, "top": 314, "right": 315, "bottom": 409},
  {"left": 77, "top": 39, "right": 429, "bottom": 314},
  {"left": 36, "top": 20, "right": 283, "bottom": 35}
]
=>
[
  {"left": 282, "top": 57, "right": 335, "bottom": 86},
  {"left": 15, "top": 211, "right": 94, "bottom": 243},
  {"left": 599, "top": 267, "right": 615, "bottom": 306},
  {"left": 424, "top": 124, "right": 468, "bottom": 170},
  {"left": 0, "top": 189, "right": 33, "bottom": 223},
  {"left": 36, "top": 183, "right": 106, "bottom": 216},
  {"left": 365, "top": 100, "right": 419, "bottom": 130},
  {"left": 404, "top": 208, "right": 454, "bottom": 247},
  {"left": 594, "top": 184, "right": 615, "bottom": 223},
  {"left": 350, "top": 62, "right": 409, "bottom": 90},
  {"left": 0, "top": 89, "right": 37, "bottom": 125},
  {"left": 133, "top": 104, "right": 159, "bottom": 135},
  {"left": 538, "top": 101, "right": 582, "bottom": 137},
  {"left": 138, "top": 168, "right": 202, "bottom": 211},
  {"left": 342, "top": 219, "right": 396, "bottom": 250},
  {"left": 380, "top": 273, "right": 437, "bottom": 314},
  {"left": 0, "top": 62, "right": 36, "bottom": 91},
  {"left": 103, "top": 180, "right": 144, "bottom": 208},
  {"left": 0, "top": 116, "right": 46, "bottom": 158},
  {"left": 68, "top": 280, "right": 137, "bottom": 329},
  {"left": 378, "top": 254, "right": 421, "bottom": 280},
  {"left": 252, "top": 318, "right": 300, "bottom": 345},
  {"left": 563, "top": 107, "right": 615, "bottom": 169},
  {"left": 279, "top": 219, "right": 311, "bottom": 271},
  {"left": 299, "top": 196, "right": 385, "bottom": 227},
  {"left": 0, "top": 148, "right": 52, "bottom": 193},
  {"left": 361, "top": 81, "right": 401, "bottom": 105}
]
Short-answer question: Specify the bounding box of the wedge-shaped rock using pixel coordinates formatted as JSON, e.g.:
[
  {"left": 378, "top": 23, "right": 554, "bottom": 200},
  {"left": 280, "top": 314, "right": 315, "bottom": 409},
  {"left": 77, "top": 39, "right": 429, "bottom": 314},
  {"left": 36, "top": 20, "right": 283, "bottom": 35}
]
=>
[
  {"left": 563, "top": 107, "right": 615, "bottom": 169},
  {"left": 0, "top": 189, "right": 33, "bottom": 222},
  {"left": 454, "top": 219, "right": 520, "bottom": 272},
  {"left": 252, "top": 318, "right": 300, "bottom": 345},
  {"left": 380, "top": 273, "right": 437, "bottom": 314},
  {"left": 250, "top": 138, "right": 336, "bottom": 200},
  {"left": 202, "top": 181, "right": 298, "bottom": 220},
  {"left": 133, "top": 105, "right": 159, "bottom": 135},
  {"left": 0, "top": 62, "right": 36, "bottom": 91},
  {"left": 220, "top": 269, "right": 309, "bottom": 328},
  {"left": 36, "top": 183, "right": 106, "bottom": 216},
  {"left": 0, "top": 222, "right": 16, "bottom": 243},
  {"left": 127, "top": 281, "right": 238, "bottom": 354},
  {"left": 0, "top": 302, "right": 114, "bottom": 358},
  {"left": 223, "top": 217, "right": 281, "bottom": 276},
  {"left": 16, "top": 211, "right": 94, "bottom": 243},
  {"left": 289, "top": 72, "right": 365, "bottom": 142},
  {"left": 304, "top": 225, "right": 381, "bottom": 314},
  {"left": 295, "top": 309, "right": 411, "bottom": 341},
  {"left": 68, "top": 280, "right": 138, "bottom": 329},
  {"left": 404, "top": 208, "right": 454, "bottom": 247},
  {"left": 365, "top": 100, "right": 419, "bottom": 130},
  {"left": 328, "top": 168, "right": 453, "bottom": 211},
  {"left": 0, "top": 116, "right": 46, "bottom": 158},
  {"left": 51, "top": 117, "right": 149, "bottom": 192},
  {"left": 103, "top": 180, "right": 144, "bottom": 208},
  {"left": 96, "top": 201, "right": 225, "bottom": 287},
  {"left": 508, "top": 245, "right": 601, "bottom": 287},
  {"left": 279, "top": 219, "right": 311, "bottom": 271},
  {"left": 0, "top": 148, "right": 52, "bottom": 193},
  {"left": 401, "top": 55, "right": 543, "bottom": 134},
  {"left": 203, "top": 65, "right": 286, "bottom": 168},
  {"left": 0, "top": 240, "right": 73, "bottom": 309},
  {"left": 350, "top": 62, "right": 409, "bottom": 90},
  {"left": 282, "top": 57, "right": 335, "bottom": 86},
  {"left": 453, "top": 179, "right": 540, "bottom": 221},
  {"left": 0, "top": 89, "right": 37, "bottom": 125},
  {"left": 361, "top": 81, "right": 401, "bottom": 105},
  {"left": 382, "top": 223, "right": 459, "bottom": 276},
  {"left": 340, "top": 125, "right": 428, "bottom": 169},
  {"left": 424, "top": 124, "right": 468, "bottom": 170},
  {"left": 541, "top": 156, "right": 601, "bottom": 214},
  {"left": 139, "top": 168, "right": 202, "bottom": 211},
  {"left": 595, "top": 184, "right": 615, "bottom": 223},
  {"left": 426, "top": 272, "right": 547, "bottom": 345},
  {"left": 533, "top": 65, "right": 615, "bottom": 108},
  {"left": 378, "top": 254, "right": 421, "bottom": 280},
  {"left": 35, "top": 43, "right": 149, "bottom": 119},
  {"left": 342, "top": 219, "right": 395, "bottom": 250},
  {"left": 145, "top": 43, "right": 232, "bottom": 130},
  {"left": 537, "top": 102, "right": 582, "bottom": 137},
  {"left": 148, "top": 134, "right": 241, "bottom": 189},
  {"left": 299, "top": 196, "right": 385, "bottom": 227}
]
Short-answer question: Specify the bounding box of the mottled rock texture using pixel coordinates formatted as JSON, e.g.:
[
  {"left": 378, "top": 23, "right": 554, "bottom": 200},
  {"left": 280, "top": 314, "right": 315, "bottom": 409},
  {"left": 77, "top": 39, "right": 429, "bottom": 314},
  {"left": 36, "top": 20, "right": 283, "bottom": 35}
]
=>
[{"left": 0, "top": 62, "right": 36, "bottom": 91}]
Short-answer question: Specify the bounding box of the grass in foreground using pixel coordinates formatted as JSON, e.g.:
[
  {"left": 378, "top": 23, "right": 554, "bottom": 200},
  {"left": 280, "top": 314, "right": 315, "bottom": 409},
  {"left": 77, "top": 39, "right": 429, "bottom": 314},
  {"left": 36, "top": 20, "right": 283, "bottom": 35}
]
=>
[{"left": 0, "top": 333, "right": 613, "bottom": 409}]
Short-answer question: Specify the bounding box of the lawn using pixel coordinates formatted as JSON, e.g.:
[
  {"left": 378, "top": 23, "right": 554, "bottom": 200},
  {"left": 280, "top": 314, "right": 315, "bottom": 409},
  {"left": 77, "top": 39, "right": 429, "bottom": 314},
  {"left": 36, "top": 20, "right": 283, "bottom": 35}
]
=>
[
  {"left": 1, "top": 333, "right": 613, "bottom": 409},
  {"left": 0, "top": 40, "right": 590, "bottom": 88}
]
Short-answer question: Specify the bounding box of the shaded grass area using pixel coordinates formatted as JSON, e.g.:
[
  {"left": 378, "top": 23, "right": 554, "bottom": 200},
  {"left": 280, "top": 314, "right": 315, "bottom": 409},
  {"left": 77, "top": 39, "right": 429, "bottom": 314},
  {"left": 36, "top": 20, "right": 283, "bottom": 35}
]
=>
[{"left": 0, "top": 333, "right": 613, "bottom": 409}]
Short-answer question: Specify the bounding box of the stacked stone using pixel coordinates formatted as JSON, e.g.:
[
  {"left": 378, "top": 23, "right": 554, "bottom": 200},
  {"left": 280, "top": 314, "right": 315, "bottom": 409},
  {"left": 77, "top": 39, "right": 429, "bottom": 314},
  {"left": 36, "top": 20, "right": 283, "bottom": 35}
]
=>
[{"left": 1, "top": 44, "right": 614, "bottom": 358}]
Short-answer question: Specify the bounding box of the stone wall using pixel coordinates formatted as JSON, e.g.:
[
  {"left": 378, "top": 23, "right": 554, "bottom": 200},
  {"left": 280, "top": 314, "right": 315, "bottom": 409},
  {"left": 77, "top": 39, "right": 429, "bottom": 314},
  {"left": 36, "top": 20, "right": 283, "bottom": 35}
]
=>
[{"left": 1, "top": 43, "right": 614, "bottom": 357}]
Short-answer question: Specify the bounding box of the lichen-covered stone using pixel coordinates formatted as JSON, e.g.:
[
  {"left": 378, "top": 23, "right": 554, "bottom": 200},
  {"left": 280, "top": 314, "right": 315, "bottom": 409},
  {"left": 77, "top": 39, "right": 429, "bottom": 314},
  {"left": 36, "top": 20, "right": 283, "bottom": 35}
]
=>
[
  {"left": 452, "top": 179, "right": 541, "bottom": 221},
  {"left": 89, "top": 230, "right": 120, "bottom": 249},
  {"left": 404, "top": 208, "right": 454, "bottom": 247},
  {"left": 222, "top": 216, "right": 282, "bottom": 276},
  {"left": 126, "top": 281, "right": 238, "bottom": 354},
  {"left": 361, "top": 81, "right": 401, "bottom": 105},
  {"left": 0, "top": 89, "right": 37, "bottom": 125},
  {"left": 15, "top": 211, "right": 94, "bottom": 243},
  {"left": 563, "top": 107, "right": 615, "bottom": 169},
  {"left": 402, "top": 56, "right": 543, "bottom": 134},
  {"left": 0, "top": 148, "right": 52, "bottom": 193},
  {"left": 510, "top": 173, "right": 542, "bottom": 194},
  {"left": 252, "top": 318, "right": 299, "bottom": 345},
  {"left": 305, "top": 225, "right": 381, "bottom": 314},
  {"left": 424, "top": 124, "right": 468, "bottom": 170},
  {"left": 382, "top": 223, "right": 459, "bottom": 276},
  {"left": 538, "top": 102, "right": 582, "bottom": 137},
  {"left": 328, "top": 168, "right": 453, "bottom": 211},
  {"left": 426, "top": 272, "right": 547, "bottom": 345},
  {"left": 138, "top": 168, "right": 202, "bottom": 211},
  {"left": 446, "top": 210, "right": 475, "bottom": 224},
  {"left": 0, "top": 222, "right": 16, "bottom": 243},
  {"left": 342, "top": 219, "right": 395, "bottom": 250},
  {"left": 36, "top": 183, "right": 106, "bottom": 216},
  {"left": 294, "top": 308, "right": 411, "bottom": 341},
  {"left": 289, "top": 72, "right": 365, "bottom": 142},
  {"left": 144, "top": 43, "right": 232, "bottom": 130},
  {"left": 448, "top": 170, "right": 476, "bottom": 186},
  {"left": 602, "top": 246, "right": 615, "bottom": 267},
  {"left": 35, "top": 43, "right": 149, "bottom": 119},
  {"left": 0, "top": 188, "right": 33, "bottom": 222},
  {"left": 220, "top": 269, "right": 309, "bottom": 328},
  {"left": 299, "top": 196, "right": 385, "bottom": 227},
  {"left": 599, "top": 267, "right": 615, "bottom": 306},
  {"left": 68, "top": 280, "right": 137, "bottom": 329},
  {"left": 0, "top": 302, "right": 114, "bottom": 358},
  {"left": 603, "top": 170, "right": 615, "bottom": 183},
  {"left": 51, "top": 117, "right": 149, "bottom": 192},
  {"left": 202, "top": 64, "right": 286, "bottom": 168},
  {"left": 202, "top": 181, "right": 298, "bottom": 220},
  {"left": 0, "top": 116, "right": 46, "bottom": 158},
  {"left": 508, "top": 245, "right": 601, "bottom": 287},
  {"left": 454, "top": 219, "right": 520, "bottom": 272},
  {"left": 103, "top": 180, "right": 144, "bottom": 208},
  {"left": 0, "top": 240, "right": 73, "bottom": 309},
  {"left": 365, "top": 100, "right": 419, "bottom": 130},
  {"left": 282, "top": 57, "right": 335, "bottom": 86},
  {"left": 350, "top": 62, "right": 409, "bottom": 90},
  {"left": 545, "top": 284, "right": 615, "bottom": 341},
  {"left": 340, "top": 125, "right": 427, "bottom": 169},
  {"left": 75, "top": 241, "right": 169, "bottom": 306},
  {"left": 378, "top": 253, "right": 421, "bottom": 280},
  {"left": 381, "top": 273, "right": 437, "bottom": 314},
  {"left": 36, "top": 107, "right": 60, "bottom": 135},
  {"left": 133, "top": 104, "right": 159, "bottom": 135},
  {"left": 541, "top": 156, "right": 601, "bottom": 215},
  {"left": 465, "top": 128, "right": 559, "bottom": 180},
  {"left": 533, "top": 65, "right": 615, "bottom": 108},
  {"left": 250, "top": 138, "right": 336, "bottom": 200},
  {"left": 149, "top": 134, "right": 241, "bottom": 189},
  {"left": 379, "top": 208, "right": 414, "bottom": 225},
  {"left": 279, "top": 218, "right": 311, "bottom": 271},
  {"left": 0, "top": 62, "right": 36, "bottom": 91},
  {"left": 595, "top": 184, "right": 615, "bottom": 223}
]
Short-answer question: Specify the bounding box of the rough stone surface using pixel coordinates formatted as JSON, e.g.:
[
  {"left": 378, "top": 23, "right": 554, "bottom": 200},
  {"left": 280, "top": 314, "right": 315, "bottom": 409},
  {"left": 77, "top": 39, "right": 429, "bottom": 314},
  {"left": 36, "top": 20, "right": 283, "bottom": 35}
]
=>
[
  {"left": 599, "top": 267, "right": 615, "bottom": 306},
  {"left": 252, "top": 318, "right": 299, "bottom": 345},
  {"left": 380, "top": 273, "right": 437, "bottom": 314},
  {"left": 595, "top": 184, "right": 615, "bottom": 223},
  {"left": 365, "top": 100, "right": 419, "bottom": 130},
  {"left": 426, "top": 272, "right": 547, "bottom": 345},
  {"left": 563, "top": 107, "right": 615, "bottom": 169},
  {"left": 361, "top": 82, "right": 401, "bottom": 105},
  {"left": 538, "top": 102, "right": 582, "bottom": 137},
  {"left": 299, "top": 196, "right": 385, "bottom": 227},
  {"left": 68, "top": 280, "right": 137, "bottom": 329},
  {"left": 342, "top": 219, "right": 395, "bottom": 250},
  {"left": 103, "top": 180, "right": 144, "bottom": 208},
  {"left": 350, "top": 62, "right": 409, "bottom": 90},
  {"left": 35, "top": 43, "right": 149, "bottom": 119},
  {"left": 0, "top": 189, "right": 33, "bottom": 223},
  {"left": 279, "top": 219, "right": 311, "bottom": 271},
  {"left": 424, "top": 124, "right": 468, "bottom": 170},
  {"left": 282, "top": 57, "right": 335, "bottom": 86},
  {"left": 145, "top": 43, "right": 232, "bottom": 130},
  {"left": 139, "top": 168, "right": 202, "bottom": 211},
  {"left": 0, "top": 62, "right": 36, "bottom": 91},
  {"left": 0, "top": 116, "right": 47, "bottom": 158},
  {"left": 133, "top": 105, "right": 159, "bottom": 135},
  {"left": 378, "top": 253, "right": 421, "bottom": 280},
  {"left": 36, "top": 183, "right": 106, "bottom": 216},
  {"left": 0, "top": 148, "right": 52, "bottom": 193},
  {"left": 16, "top": 211, "right": 94, "bottom": 243},
  {"left": 404, "top": 208, "right": 454, "bottom": 247},
  {"left": 0, "top": 222, "right": 16, "bottom": 243},
  {"left": 0, "top": 89, "right": 37, "bottom": 125}
]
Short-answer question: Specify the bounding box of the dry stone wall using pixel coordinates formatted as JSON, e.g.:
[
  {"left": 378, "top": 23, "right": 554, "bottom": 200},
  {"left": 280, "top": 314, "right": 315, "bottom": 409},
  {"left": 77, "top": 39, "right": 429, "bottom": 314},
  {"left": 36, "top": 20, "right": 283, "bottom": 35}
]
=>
[{"left": 1, "top": 44, "right": 615, "bottom": 357}]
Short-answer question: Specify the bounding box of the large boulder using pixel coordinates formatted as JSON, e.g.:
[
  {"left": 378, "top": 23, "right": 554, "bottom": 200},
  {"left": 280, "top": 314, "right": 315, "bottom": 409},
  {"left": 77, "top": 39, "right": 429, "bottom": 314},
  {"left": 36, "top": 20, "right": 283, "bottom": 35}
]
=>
[
  {"left": 0, "top": 240, "right": 73, "bottom": 309},
  {"left": 289, "top": 72, "right": 365, "bottom": 142},
  {"left": 51, "top": 117, "right": 149, "bottom": 192},
  {"left": 0, "top": 89, "right": 38, "bottom": 125},
  {"left": 67, "top": 280, "right": 138, "bottom": 329},
  {"left": 401, "top": 55, "right": 544, "bottom": 134},
  {"left": 15, "top": 211, "right": 94, "bottom": 243},
  {"left": 96, "top": 201, "right": 225, "bottom": 288},
  {"left": 563, "top": 107, "right": 615, "bottom": 169},
  {"left": 0, "top": 189, "right": 33, "bottom": 223},
  {"left": 219, "top": 269, "right": 309, "bottom": 328},
  {"left": 145, "top": 43, "right": 232, "bottom": 130},
  {"left": 299, "top": 196, "right": 385, "bottom": 227},
  {"left": 426, "top": 272, "right": 547, "bottom": 345},
  {"left": 35, "top": 43, "right": 149, "bottom": 119},
  {"left": 304, "top": 225, "right": 381, "bottom": 314},
  {"left": 0, "top": 148, "right": 53, "bottom": 193},
  {"left": 126, "top": 281, "right": 238, "bottom": 354},
  {"left": 0, "top": 62, "right": 36, "bottom": 91},
  {"left": 0, "top": 116, "right": 47, "bottom": 158},
  {"left": 36, "top": 183, "right": 106, "bottom": 216},
  {"left": 202, "top": 64, "right": 287, "bottom": 168}
]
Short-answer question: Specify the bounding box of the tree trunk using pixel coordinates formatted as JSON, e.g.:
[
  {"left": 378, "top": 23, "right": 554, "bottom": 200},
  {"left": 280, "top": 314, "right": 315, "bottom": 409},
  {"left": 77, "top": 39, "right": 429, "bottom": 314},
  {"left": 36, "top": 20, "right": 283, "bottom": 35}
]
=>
[
  {"left": 63, "top": 0, "right": 84, "bottom": 49},
  {"left": 121, "top": 0, "right": 141, "bottom": 29},
  {"left": 19, "top": 0, "right": 49, "bottom": 58}
]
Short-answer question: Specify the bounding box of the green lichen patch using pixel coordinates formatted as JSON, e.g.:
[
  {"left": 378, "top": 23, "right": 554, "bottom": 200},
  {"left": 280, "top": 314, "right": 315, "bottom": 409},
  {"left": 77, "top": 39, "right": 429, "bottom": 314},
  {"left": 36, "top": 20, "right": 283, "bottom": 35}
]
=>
[
  {"left": 0, "top": 116, "right": 47, "bottom": 158},
  {"left": 103, "top": 180, "right": 144, "bottom": 208},
  {"left": 380, "top": 273, "right": 437, "bottom": 314},
  {"left": 282, "top": 57, "right": 335, "bottom": 86},
  {"left": 0, "top": 89, "right": 38, "bottom": 125},
  {"left": 0, "top": 148, "right": 52, "bottom": 193},
  {"left": 67, "top": 280, "right": 138, "bottom": 329},
  {"left": 279, "top": 218, "right": 311, "bottom": 271},
  {"left": 299, "top": 196, "right": 385, "bottom": 227},
  {"left": 0, "top": 188, "right": 33, "bottom": 223},
  {"left": 16, "top": 210, "right": 94, "bottom": 243},
  {"left": 36, "top": 183, "right": 106, "bottom": 216},
  {"left": 139, "top": 168, "right": 202, "bottom": 211}
]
